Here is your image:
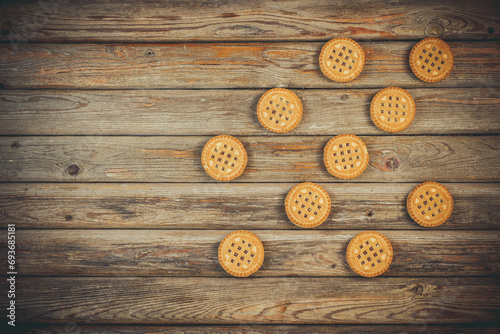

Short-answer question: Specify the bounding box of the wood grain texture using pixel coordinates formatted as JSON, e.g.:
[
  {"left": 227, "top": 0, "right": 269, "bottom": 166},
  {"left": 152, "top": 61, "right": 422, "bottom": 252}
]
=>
[
  {"left": 12, "top": 277, "right": 500, "bottom": 324},
  {"left": 0, "top": 42, "right": 499, "bottom": 89},
  {"left": 0, "top": 183, "right": 498, "bottom": 230},
  {"left": 0, "top": 136, "right": 498, "bottom": 183},
  {"left": 0, "top": 88, "right": 498, "bottom": 135},
  {"left": 1, "top": 0, "right": 498, "bottom": 42},
  {"left": 7, "top": 230, "right": 499, "bottom": 277},
  {"left": 20, "top": 324, "right": 500, "bottom": 334}
]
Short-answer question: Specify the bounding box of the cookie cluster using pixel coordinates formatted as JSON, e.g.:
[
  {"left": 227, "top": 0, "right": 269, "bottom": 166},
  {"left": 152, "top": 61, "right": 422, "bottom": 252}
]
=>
[{"left": 207, "top": 37, "right": 454, "bottom": 278}]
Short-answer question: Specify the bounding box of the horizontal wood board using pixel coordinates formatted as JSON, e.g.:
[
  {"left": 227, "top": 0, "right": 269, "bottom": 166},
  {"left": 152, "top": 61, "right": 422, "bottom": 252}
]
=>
[
  {"left": 0, "top": 183, "right": 498, "bottom": 230},
  {"left": 4, "top": 277, "right": 498, "bottom": 324},
  {"left": 2, "top": 230, "right": 498, "bottom": 277},
  {"left": 0, "top": 42, "right": 499, "bottom": 89},
  {"left": 1, "top": 0, "right": 499, "bottom": 42},
  {"left": 0, "top": 136, "right": 498, "bottom": 182},
  {"left": 0, "top": 88, "right": 499, "bottom": 136}
]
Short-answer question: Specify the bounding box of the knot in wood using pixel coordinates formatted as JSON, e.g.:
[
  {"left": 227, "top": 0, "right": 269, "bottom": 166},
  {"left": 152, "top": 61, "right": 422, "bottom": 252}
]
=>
[
  {"left": 1, "top": 22, "right": 11, "bottom": 36},
  {"left": 412, "top": 284, "right": 424, "bottom": 296},
  {"left": 380, "top": 155, "right": 400, "bottom": 172},
  {"left": 424, "top": 22, "right": 443, "bottom": 37},
  {"left": 105, "top": 45, "right": 116, "bottom": 53},
  {"left": 67, "top": 164, "right": 81, "bottom": 176}
]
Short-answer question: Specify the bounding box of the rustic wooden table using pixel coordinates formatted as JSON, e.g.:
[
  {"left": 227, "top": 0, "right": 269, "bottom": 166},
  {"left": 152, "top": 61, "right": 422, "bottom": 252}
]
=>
[{"left": 1, "top": 0, "right": 499, "bottom": 333}]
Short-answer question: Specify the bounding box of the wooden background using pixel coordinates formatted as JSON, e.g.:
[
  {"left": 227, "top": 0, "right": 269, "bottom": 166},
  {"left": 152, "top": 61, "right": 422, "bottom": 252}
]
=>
[{"left": 0, "top": 0, "right": 499, "bottom": 333}]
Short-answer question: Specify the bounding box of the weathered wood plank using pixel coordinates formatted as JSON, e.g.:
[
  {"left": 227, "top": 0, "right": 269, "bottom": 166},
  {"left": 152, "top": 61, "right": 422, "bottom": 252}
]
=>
[
  {"left": 20, "top": 324, "right": 500, "bottom": 334},
  {"left": 8, "top": 230, "right": 499, "bottom": 277},
  {"left": 0, "top": 136, "right": 498, "bottom": 182},
  {"left": 1, "top": 0, "right": 498, "bottom": 42},
  {"left": 13, "top": 277, "right": 500, "bottom": 324},
  {"left": 0, "top": 88, "right": 498, "bottom": 135},
  {"left": 0, "top": 42, "right": 499, "bottom": 89},
  {"left": 1, "top": 183, "right": 498, "bottom": 230}
]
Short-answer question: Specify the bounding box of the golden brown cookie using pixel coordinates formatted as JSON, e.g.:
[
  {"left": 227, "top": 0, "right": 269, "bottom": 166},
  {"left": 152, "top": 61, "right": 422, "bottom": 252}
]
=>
[
  {"left": 346, "top": 231, "right": 393, "bottom": 278},
  {"left": 218, "top": 230, "right": 264, "bottom": 277},
  {"left": 370, "top": 87, "right": 416, "bottom": 133},
  {"left": 257, "top": 88, "right": 303, "bottom": 133},
  {"left": 285, "top": 182, "right": 331, "bottom": 228},
  {"left": 319, "top": 38, "right": 365, "bottom": 83},
  {"left": 201, "top": 135, "right": 247, "bottom": 181},
  {"left": 407, "top": 181, "right": 453, "bottom": 227},
  {"left": 409, "top": 38, "right": 454, "bottom": 83},
  {"left": 324, "top": 134, "right": 369, "bottom": 179}
]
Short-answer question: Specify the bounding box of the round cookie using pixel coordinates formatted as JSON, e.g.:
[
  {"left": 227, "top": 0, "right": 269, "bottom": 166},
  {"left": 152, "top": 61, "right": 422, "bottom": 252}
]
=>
[
  {"left": 409, "top": 37, "right": 454, "bottom": 83},
  {"left": 218, "top": 230, "right": 264, "bottom": 277},
  {"left": 407, "top": 181, "right": 453, "bottom": 227},
  {"left": 346, "top": 231, "right": 393, "bottom": 278},
  {"left": 319, "top": 38, "right": 365, "bottom": 82},
  {"left": 257, "top": 88, "right": 303, "bottom": 133},
  {"left": 201, "top": 135, "right": 247, "bottom": 181},
  {"left": 285, "top": 182, "right": 331, "bottom": 228},
  {"left": 370, "top": 87, "right": 416, "bottom": 133},
  {"left": 324, "top": 134, "right": 369, "bottom": 179}
]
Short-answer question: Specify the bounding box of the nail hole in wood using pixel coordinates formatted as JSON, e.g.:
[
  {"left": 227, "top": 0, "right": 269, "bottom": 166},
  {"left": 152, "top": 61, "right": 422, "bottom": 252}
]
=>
[
  {"left": 65, "top": 215, "right": 73, "bottom": 221},
  {"left": 11, "top": 141, "right": 20, "bottom": 149},
  {"left": 341, "top": 94, "right": 349, "bottom": 101},
  {"left": 488, "top": 27, "right": 495, "bottom": 34}
]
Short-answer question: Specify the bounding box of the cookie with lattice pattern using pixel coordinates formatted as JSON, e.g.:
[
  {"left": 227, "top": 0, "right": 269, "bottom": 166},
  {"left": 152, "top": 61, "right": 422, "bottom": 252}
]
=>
[
  {"left": 409, "top": 38, "right": 454, "bottom": 83},
  {"left": 201, "top": 135, "right": 247, "bottom": 181},
  {"left": 285, "top": 182, "right": 331, "bottom": 228},
  {"left": 370, "top": 87, "right": 416, "bottom": 133},
  {"left": 324, "top": 134, "right": 369, "bottom": 179},
  {"left": 407, "top": 181, "right": 453, "bottom": 227},
  {"left": 218, "top": 230, "right": 264, "bottom": 277},
  {"left": 257, "top": 88, "right": 303, "bottom": 133},
  {"left": 319, "top": 38, "right": 365, "bottom": 82},
  {"left": 346, "top": 231, "right": 393, "bottom": 278}
]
